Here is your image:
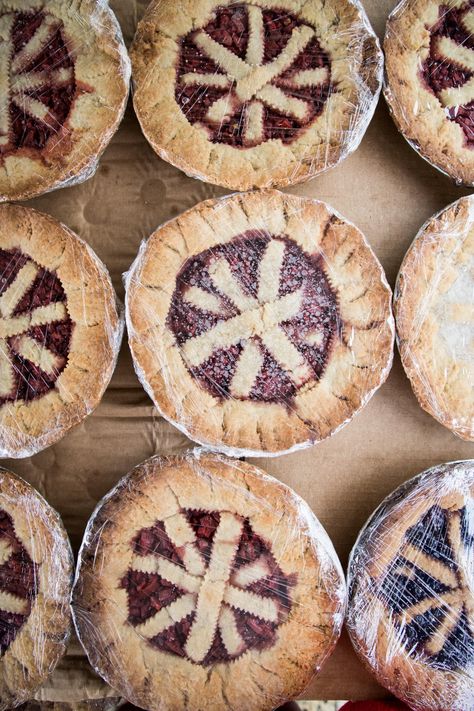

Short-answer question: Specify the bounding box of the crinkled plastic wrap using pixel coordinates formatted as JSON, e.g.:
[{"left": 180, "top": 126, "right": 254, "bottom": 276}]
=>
[
  {"left": 72, "top": 450, "right": 346, "bottom": 711},
  {"left": 129, "top": 0, "right": 383, "bottom": 191},
  {"left": 125, "top": 189, "right": 394, "bottom": 457},
  {"left": 346, "top": 460, "right": 474, "bottom": 711},
  {"left": 0, "top": 467, "right": 73, "bottom": 710},
  {"left": 0, "top": 0, "right": 131, "bottom": 203},
  {"left": 0, "top": 204, "right": 124, "bottom": 459},
  {"left": 384, "top": 0, "right": 474, "bottom": 186},
  {"left": 394, "top": 194, "right": 474, "bottom": 442}
]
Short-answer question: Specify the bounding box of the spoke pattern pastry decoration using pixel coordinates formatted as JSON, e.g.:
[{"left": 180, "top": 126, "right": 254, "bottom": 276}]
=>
[
  {"left": 0, "top": 508, "right": 38, "bottom": 655},
  {"left": 423, "top": 2, "right": 474, "bottom": 146},
  {"left": 176, "top": 3, "right": 331, "bottom": 147},
  {"left": 121, "top": 508, "right": 296, "bottom": 665},
  {"left": 167, "top": 232, "right": 339, "bottom": 404},
  {"left": 380, "top": 504, "right": 474, "bottom": 671},
  {"left": 0, "top": 9, "right": 76, "bottom": 154},
  {"left": 0, "top": 249, "right": 73, "bottom": 406}
]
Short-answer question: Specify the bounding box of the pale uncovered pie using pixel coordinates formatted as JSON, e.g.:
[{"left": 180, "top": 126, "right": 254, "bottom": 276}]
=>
[
  {"left": 129, "top": 0, "right": 382, "bottom": 190},
  {"left": 72, "top": 452, "right": 346, "bottom": 711},
  {"left": 0, "top": 0, "right": 130, "bottom": 202},
  {"left": 385, "top": 0, "right": 474, "bottom": 185},
  {"left": 0, "top": 204, "right": 122, "bottom": 458},
  {"left": 126, "top": 190, "right": 394, "bottom": 456},
  {"left": 0, "top": 468, "right": 72, "bottom": 710},
  {"left": 395, "top": 195, "right": 474, "bottom": 441},
  {"left": 347, "top": 460, "right": 474, "bottom": 711}
]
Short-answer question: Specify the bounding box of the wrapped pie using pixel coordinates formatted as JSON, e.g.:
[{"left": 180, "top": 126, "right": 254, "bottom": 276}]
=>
[
  {"left": 385, "top": 0, "right": 474, "bottom": 185},
  {"left": 126, "top": 189, "right": 394, "bottom": 456},
  {"left": 394, "top": 195, "right": 474, "bottom": 441},
  {"left": 0, "top": 0, "right": 130, "bottom": 202},
  {"left": 72, "top": 452, "right": 346, "bottom": 711},
  {"left": 0, "top": 204, "right": 122, "bottom": 458},
  {"left": 0, "top": 468, "right": 72, "bottom": 710},
  {"left": 130, "top": 0, "right": 382, "bottom": 190},
  {"left": 347, "top": 460, "right": 474, "bottom": 711}
]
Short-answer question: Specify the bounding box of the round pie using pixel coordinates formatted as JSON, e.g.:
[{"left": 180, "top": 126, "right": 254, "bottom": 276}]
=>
[
  {"left": 385, "top": 0, "right": 474, "bottom": 185},
  {"left": 129, "top": 0, "right": 382, "bottom": 190},
  {"left": 72, "top": 452, "right": 346, "bottom": 711},
  {"left": 394, "top": 195, "right": 474, "bottom": 441},
  {"left": 0, "top": 467, "right": 72, "bottom": 709},
  {"left": 126, "top": 190, "right": 394, "bottom": 456},
  {"left": 347, "top": 460, "right": 474, "bottom": 711},
  {"left": 0, "top": 0, "right": 130, "bottom": 202},
  {"left": 0, "top": 204, "right": 122, "bottom": 458}
]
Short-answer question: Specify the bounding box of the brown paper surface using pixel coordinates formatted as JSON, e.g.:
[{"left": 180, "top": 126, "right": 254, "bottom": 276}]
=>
[{"left": 4, "top": 0, "right": 474, "bottom": 703}]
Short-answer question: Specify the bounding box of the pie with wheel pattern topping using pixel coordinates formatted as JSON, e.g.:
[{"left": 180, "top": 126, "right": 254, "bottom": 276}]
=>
[
  {"left": 0, "top": 204, "right": 122, "bottom": 458},
  {"left": 126, "top": 190, "right": 394, "bottom": 455},
  {"left": 0, "top": 0, "right": 130, "bottom": 202},
  {"left": 72, "top": 452, "right": 346, "bottom": 711},
  {"left": 129, "top": 0, "right": 382, "bottom": 190},
  {"left": 0, "top": 467, "right": 72, "bottom": 710},
  {"left": 394, "top": 195, "right": 474, "bottom": 441},
  {"left": 347, "top": 460, "right": 474, "bottom": 711},
  {"left": 385, "top": 0, "right": 474, "bottom": 185}
]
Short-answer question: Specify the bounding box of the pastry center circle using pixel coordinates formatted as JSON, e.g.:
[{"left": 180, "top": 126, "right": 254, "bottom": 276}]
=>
[
  {"left": 0, "top": 508, "right": 38, "bottom": 655},
  {"left": 0, "top": 249, "right": 73, "bottom": 406},
  {"left": 175, "top": 3, "right": 331, "bottom": 147},
  {"left": 0, "top": 9, "right": 76, "bottom": 154},
  {"left": 379, "top": 504, "right": 474, "bottom": 671},
  {"left": 167, "top": 232, "right": 339, "bottom": 404},
  {"left": 121, "top": 508, "right": 296, "bottom": 665},
  {"left": 423, "top": 2, "right": 474, "bottom": 147}
]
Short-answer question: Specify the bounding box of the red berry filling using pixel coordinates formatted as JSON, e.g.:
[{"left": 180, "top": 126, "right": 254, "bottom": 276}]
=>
[
  {"left": 0, "top": 509, "right": 38, "bottom": 655},
  {"left": 122, "top": 509, "right": 295, "bottom": 665},
  {"left": 167, "top": 232, "right": 339, "bottom": 405},
  {"left": 0, "top": 249, "right": 73, "bottom": 405},
  {"left": 1, "top": 10, "right": 76, "bottom": 154},
  {"left": 422, "top": 3, "right": 474, "bottom": 146},
  {"left": 175, "top": 4, "right": 331, "bottom": 147}
]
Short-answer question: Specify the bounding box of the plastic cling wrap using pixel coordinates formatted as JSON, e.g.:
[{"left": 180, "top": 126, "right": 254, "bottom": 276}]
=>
[
  {"left": 0, "top": 0, "right": 131, "bottom": 202},
  {"left": 0, "top": 467, "right": 73, "bottom": 710},
  {"left": 125, "top": 189, "right": 394, "bottom": 457},
  {"left": 384, "top": 0, "right": 474, "bottom": 186},
  {"left": 72, "top": 451, "right": 346, "bottom": 711},
  {"left": 394, "top": 195, "right": 474, "bottom": 442},
  {"left": 0, "top": 204, "right": 123, "bottom": 458},
  {"left": 347, "top": 460, "right": 474, "bottom": 711},
  {"left": 129, "top": 0, "right": 382, "bottom": 191}
]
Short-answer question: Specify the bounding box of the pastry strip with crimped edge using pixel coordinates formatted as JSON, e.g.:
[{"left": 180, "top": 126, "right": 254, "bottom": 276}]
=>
[
  {"left": 0, "top": 467, "right": 73, "bottom": 711},
  {"left": 130, "top": 0, "right": 382, "bottom": 190},
  {"left": 72, "top": 451, "right": 346, "bottom": 711},
  {"left": 347, "top": 460, "right": 474, "bottom": 711},
  {"left": 0, "top": 203, "right": 123, "bottom": 458},
  {"left": 125, "top": 189, "right": 394, "bottom": 456}
]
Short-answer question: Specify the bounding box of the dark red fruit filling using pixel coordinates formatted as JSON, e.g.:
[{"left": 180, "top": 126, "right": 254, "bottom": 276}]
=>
[
  {"left": 122, "top": 509, "right": 295, "bottom": 664},
  {"left": 0, "top": 249, "right": 73, "bottom": 406},
  {"left": 0, "top": 509, "right": 38, "bottom": 655},
  {"left": 1, "top": 10, "right": 76, "bottom": 153},
  {"left": 422, "top": 3, "right": 474, "bottom": 146},
  {"left": 167, "top": 231, "right": 339, "bottom": 404},
  {"left": 175, "top": 5, "right": 331, "bottom": 146}
]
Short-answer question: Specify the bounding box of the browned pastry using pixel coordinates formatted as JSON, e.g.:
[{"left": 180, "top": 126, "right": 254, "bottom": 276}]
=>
[
  {"left": 0, "top": 204, "right": 122, "bottom": 458},
  {"left": 0, "top": 467, "right": 72, "bottom": 710},
  {"left": 385, "top": 0, "right": 474, "bottom": 184},
  {"left": 72, "top": 452, "right": 346, "bottom": 711},
  {"left": 0, "top": 0, "right": 130, "bottom": 202},
  {"left": 347, "top": 460, "right": 474, "bottom": 711},
  {"left": 130, "top": 0, "right": 382, "bottom": 190},
  {"left": 394, "top": 195, "right": 474, "bottom": 441},
  {"left": 126, "top": 189, "right": 394, "bottom": 455}
]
